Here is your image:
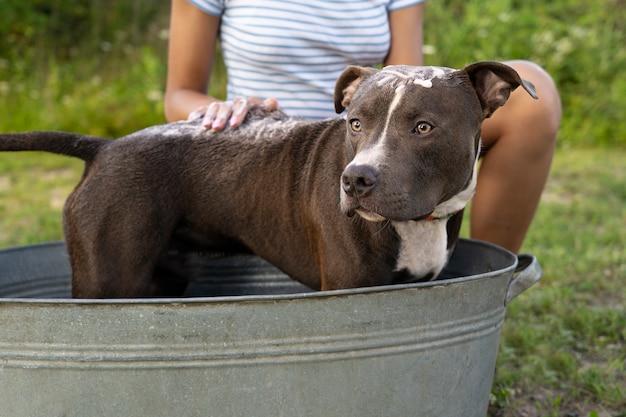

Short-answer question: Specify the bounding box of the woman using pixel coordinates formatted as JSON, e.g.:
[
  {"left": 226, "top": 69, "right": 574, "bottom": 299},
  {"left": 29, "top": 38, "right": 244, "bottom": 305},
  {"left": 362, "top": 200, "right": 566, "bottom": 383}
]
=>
[{"left": 164, "top": 0, "right": 562, "bottom": 253}]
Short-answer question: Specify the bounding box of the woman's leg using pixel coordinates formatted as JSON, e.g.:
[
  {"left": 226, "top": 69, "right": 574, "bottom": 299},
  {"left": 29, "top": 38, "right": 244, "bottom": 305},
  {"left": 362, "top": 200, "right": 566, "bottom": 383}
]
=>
[{"left": 471, "top": 60, "right": 562, "bottom": 253}]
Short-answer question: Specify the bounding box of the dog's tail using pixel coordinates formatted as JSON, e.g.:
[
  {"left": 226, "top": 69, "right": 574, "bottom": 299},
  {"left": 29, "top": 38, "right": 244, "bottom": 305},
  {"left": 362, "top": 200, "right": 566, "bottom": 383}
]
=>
[{"left": 0, "top": 131, "right": 108, "bottom": 161}]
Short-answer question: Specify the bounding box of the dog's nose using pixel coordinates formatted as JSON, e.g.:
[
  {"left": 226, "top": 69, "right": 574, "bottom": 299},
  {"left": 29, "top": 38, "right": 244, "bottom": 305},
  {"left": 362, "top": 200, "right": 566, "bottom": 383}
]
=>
[{"left": 341, "top": 164, "right": 379, "bottom": 197}]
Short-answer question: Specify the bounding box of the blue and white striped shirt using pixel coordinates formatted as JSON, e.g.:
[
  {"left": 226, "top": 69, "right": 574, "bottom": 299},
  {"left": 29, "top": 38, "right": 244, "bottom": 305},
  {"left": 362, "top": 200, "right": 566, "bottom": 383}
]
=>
[{"left": 188, "top": 0, "right": 425, "bottom": 119}]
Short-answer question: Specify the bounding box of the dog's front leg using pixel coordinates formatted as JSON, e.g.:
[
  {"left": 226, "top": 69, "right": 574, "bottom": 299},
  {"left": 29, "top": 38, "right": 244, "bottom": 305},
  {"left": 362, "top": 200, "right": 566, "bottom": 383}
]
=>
[{"left": 314, "top": 232, "right": 397, "bottom": 290}]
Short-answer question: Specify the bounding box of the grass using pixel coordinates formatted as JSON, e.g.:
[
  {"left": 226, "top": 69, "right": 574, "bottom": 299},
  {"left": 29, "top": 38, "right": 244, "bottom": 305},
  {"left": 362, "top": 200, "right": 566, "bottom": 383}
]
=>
[
  {"left": 0, "top": 49, "right": 167, "bottom": 137},
  {"left": 0, "top": 1, "right": 624, "bottom": 416},
  {"left": 487, "top": 148, "right": 626, "bottom": 417}
]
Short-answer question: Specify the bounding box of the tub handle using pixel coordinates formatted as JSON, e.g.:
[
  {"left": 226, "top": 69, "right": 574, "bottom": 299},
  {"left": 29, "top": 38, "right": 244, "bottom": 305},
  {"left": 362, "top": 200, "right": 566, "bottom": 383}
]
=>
[{"left": 505, "top": 254, "right": 542, "bottom": 305}]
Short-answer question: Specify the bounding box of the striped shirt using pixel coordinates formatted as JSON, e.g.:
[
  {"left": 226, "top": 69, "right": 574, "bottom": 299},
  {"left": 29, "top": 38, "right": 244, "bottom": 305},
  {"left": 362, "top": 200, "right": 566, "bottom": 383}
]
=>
[{"left": 188, "top": 0, "right": 425, "bottom": 119}]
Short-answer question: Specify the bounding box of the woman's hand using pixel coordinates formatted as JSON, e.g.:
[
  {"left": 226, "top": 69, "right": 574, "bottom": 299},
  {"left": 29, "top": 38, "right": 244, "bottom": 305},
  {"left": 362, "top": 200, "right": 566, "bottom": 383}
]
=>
[{"left": 188, "top": 97, "right": 280, "bottom": 131}]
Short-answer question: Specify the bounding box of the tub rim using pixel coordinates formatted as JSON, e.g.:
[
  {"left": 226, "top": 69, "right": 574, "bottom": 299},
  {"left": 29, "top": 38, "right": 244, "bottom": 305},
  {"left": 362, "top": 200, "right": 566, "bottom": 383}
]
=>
[{"left": 0, "top": 238, "right": 521, "bottom": 306}]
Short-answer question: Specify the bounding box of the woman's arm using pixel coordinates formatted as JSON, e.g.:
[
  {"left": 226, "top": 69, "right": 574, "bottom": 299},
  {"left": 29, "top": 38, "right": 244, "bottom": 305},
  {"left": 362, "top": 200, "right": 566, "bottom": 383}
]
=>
[
  {"left": 385, "top": 3, "right": 425, "bottom": 66},
  {"left": 165, "top": 0, "right": 279, "bottom": 130},
  {"left": 165, "top": 0, "right": 220, "bottom": 123}
]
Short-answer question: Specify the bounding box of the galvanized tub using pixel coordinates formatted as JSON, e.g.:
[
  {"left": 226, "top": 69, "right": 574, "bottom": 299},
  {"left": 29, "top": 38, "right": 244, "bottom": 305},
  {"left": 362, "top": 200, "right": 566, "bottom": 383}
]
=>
[{"left": 0, "top": 239, "right": 540, "bottom": 417}]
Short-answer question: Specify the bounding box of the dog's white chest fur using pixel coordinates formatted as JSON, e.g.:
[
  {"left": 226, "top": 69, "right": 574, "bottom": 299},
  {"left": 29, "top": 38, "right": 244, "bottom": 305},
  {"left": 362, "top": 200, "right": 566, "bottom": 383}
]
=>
[
  {"left": 390, "top": 161, "right": 478, "bottom": 279},
  {"left": 392, "top": 220, "right": 449, "bottom": 279}
]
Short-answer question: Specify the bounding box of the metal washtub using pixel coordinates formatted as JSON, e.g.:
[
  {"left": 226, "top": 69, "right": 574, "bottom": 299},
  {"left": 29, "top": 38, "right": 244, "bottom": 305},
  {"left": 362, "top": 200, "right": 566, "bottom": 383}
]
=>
[{"left": 0, "top": 238, "right": 541, "bottom": 417}]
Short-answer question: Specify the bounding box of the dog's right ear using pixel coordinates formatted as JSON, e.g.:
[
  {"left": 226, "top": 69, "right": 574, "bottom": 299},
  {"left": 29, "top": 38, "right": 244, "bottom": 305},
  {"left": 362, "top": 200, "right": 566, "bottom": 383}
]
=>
[
  {"left": 334, "top": 66, "right": 378, "bottom": 113},
  {"left": 463, "top": 61, "right": 538, "bottom": 118}
]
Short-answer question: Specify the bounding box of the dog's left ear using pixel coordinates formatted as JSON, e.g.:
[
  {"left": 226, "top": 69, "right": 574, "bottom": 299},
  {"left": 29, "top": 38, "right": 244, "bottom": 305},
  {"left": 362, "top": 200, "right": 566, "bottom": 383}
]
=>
[
  {"left": 334, "top": 66, "right": 378, "bottom": 113},
  {"left": 463, "top": 61, "right": 538, "bottom": 118}
]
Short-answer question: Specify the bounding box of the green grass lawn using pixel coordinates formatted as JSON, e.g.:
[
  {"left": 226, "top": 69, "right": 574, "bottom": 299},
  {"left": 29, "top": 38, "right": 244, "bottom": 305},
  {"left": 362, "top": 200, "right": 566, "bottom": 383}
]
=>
[
  {"left": 489, "top": 147, "right": 625, "bottom": 417},
  {"left": 0, "top": 146, "right": 623, "bottom": 417}
]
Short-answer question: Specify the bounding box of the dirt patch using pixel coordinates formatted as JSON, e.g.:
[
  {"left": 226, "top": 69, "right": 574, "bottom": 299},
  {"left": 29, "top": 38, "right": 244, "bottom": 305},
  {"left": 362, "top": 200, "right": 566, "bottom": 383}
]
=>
[
  {"left": 0, "top": 175, "right": 10, "bottom": 191},
  {"left": 41, "top": 168, "right": 78, "bottom": 182},
  {"left": 488, "top": 387, "right": 617, "bottom": 417},
  {"left": 49, "top": 188, "right": 69, "bottom": 210}
]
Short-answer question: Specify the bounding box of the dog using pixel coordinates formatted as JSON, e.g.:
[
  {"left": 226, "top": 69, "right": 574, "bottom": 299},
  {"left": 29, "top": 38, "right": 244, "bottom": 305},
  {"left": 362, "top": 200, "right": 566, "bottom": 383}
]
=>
[{"left": 0, "top": 62, "right": 536, "bottom": 298}]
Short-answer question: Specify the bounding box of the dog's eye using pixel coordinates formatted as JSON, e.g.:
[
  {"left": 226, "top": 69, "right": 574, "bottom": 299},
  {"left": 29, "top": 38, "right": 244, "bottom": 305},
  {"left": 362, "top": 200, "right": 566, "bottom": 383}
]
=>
[
  {"left": 350, "top": 119, "right": 362, "bottom": 132},
  {"left": 414, "top": 122, "right": 433, "bottom": 135}
]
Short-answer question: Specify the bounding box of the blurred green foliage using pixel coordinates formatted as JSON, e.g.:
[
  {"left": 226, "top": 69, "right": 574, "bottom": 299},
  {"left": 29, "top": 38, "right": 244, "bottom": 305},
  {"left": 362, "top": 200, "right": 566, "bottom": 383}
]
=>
[
  {"left": 423, "top": 0, "right": 626, "bottom": 147},
  {"left": 0, "top": 0, "right": 166, "bottom": 60}
]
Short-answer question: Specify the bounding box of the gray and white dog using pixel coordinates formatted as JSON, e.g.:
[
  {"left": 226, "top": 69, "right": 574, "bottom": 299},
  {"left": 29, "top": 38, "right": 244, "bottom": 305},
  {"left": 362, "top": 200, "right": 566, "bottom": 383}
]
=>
[{"left": 0, "top": 61, "right": 536, "bottom": 298}]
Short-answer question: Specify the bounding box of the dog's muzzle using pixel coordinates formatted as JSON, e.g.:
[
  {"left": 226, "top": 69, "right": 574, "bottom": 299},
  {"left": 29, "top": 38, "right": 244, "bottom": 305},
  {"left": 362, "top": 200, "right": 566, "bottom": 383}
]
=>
[
  {"left": 340, "top": 164, "right": 386, "bottom": 220},
  {"left": 341, "top": 164, "right": 378, "bottom": 199}
]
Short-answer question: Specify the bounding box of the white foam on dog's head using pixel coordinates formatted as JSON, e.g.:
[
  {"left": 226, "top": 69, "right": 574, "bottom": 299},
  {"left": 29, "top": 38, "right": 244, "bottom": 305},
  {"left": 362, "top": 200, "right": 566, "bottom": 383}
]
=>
[
  {"left": 413, "top": 79, "right": 433, "bottom": 88},
  {"left": 376, "top": 65, "right": 453, "bottom": 89}
]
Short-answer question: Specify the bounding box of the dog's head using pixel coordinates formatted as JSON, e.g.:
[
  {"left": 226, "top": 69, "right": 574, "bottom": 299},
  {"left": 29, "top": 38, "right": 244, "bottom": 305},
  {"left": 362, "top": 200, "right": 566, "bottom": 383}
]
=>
[{"left": 334, "top": 61, "right": 537, "bottom": 222}]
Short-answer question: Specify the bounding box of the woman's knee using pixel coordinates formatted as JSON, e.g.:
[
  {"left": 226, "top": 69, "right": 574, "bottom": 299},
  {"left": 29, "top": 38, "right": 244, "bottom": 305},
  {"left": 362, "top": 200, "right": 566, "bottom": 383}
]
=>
[
  {"left": 503, "top": 60, "right": 562, "bottom": 137},
  {"left": 482, "top": 60, "right": 561, "bottom": 151}
]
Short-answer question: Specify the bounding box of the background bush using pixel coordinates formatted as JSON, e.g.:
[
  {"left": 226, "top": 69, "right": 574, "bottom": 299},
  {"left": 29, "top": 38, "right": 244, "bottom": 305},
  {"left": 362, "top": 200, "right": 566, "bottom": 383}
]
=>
[
  {"left": 423, "top": 0, "right": 626, "bottom": 147},
  {"left": 0, "top": 0, "right": 166, "bottom": 61},
  {"left": 0, "top": 0, "right": 170, "bottom": 136}
]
